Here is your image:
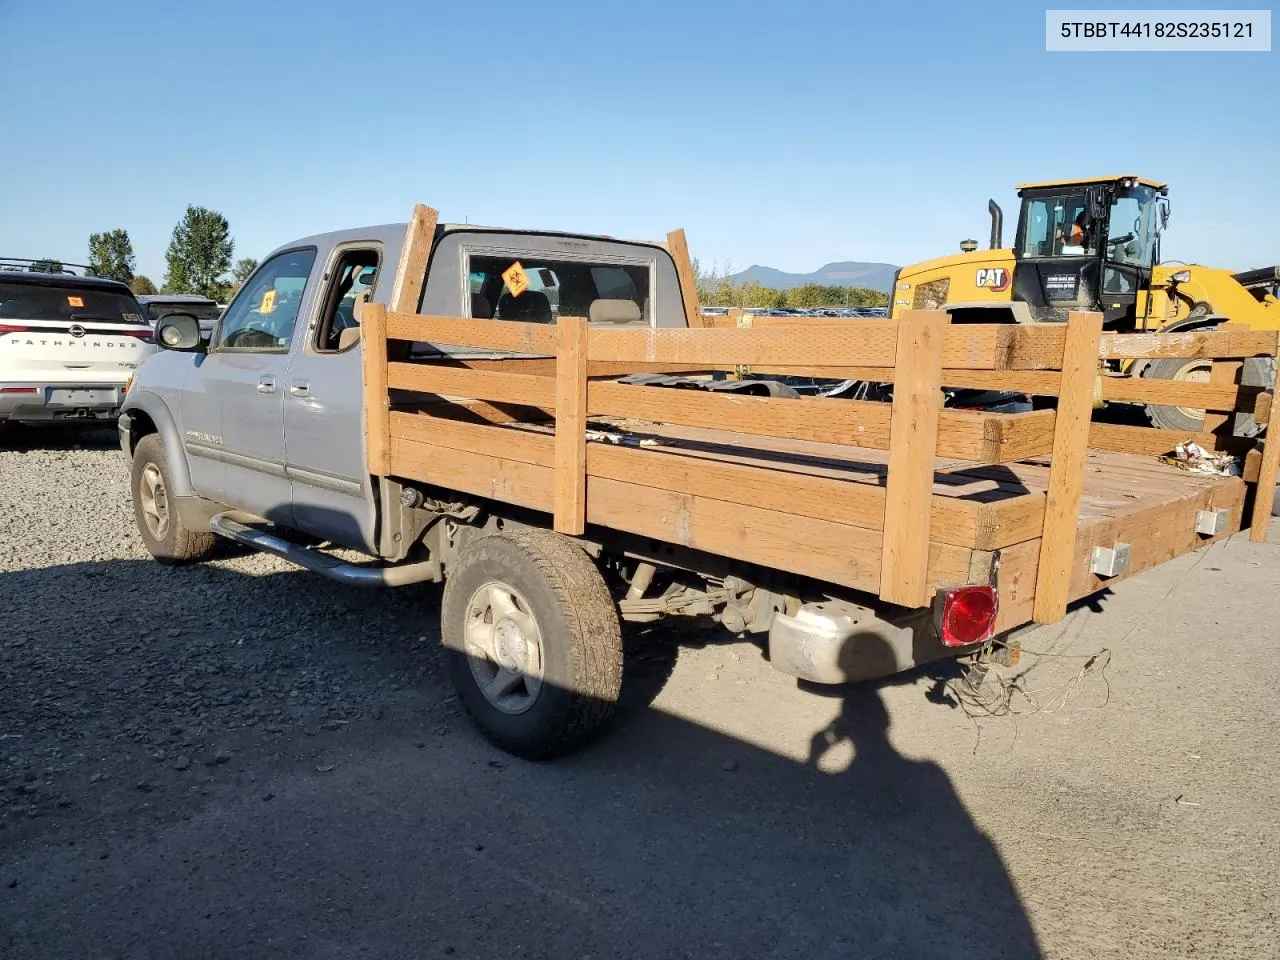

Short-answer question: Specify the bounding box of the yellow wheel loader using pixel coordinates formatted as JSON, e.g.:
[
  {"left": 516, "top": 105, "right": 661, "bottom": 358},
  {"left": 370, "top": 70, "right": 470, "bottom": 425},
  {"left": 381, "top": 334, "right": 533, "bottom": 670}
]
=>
[{"left": 889, "top": 175, "right": 1279, "bottom": 433}]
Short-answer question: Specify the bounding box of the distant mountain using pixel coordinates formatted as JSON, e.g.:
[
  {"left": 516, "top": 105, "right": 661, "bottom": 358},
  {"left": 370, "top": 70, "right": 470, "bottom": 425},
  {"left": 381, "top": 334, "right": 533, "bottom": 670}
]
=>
[{"left": 726, "top": 262, "right": 899, "bottom": 293}]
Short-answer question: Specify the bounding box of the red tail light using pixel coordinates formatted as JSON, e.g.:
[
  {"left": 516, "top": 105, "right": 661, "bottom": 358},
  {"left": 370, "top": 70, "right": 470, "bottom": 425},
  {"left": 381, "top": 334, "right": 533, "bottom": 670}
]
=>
[
  {"left": 938, "top": 585, "right": 999, "bottom": 647},
  {"left": 0, "top": 323, "right": 28, "bottom": 333},
  {"left": 0, "top": 386, "right": 38, "bottom": 394},
  {"left": 119, "top": 329, "right": 154, "bottom": 342}
]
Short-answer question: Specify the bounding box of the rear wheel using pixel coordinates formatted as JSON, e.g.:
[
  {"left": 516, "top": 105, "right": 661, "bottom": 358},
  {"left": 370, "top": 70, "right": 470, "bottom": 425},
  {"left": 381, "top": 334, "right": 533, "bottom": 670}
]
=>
[
  {"left": 130, "top": 434, "right": 217, "bottom": 562},
  {"left": 441, "top": 529, "right": 623, "bottom": 759}
]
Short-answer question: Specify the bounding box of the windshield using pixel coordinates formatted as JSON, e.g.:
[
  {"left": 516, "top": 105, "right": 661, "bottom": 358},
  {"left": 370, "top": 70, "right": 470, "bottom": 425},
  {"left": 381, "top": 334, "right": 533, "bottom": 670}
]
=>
[
  {"left": 1106, "top": 186, "right": 1159, "bottom": 268},
  {"left": 0, "top": 281, "right": 145, "bottom": 324}
]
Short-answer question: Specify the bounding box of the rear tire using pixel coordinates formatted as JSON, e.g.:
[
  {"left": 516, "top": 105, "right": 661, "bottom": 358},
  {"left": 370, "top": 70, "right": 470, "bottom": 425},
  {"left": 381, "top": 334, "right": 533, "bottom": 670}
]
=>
[
  {"left": 441, "top": 529, "right": 623, "bottom": 759},
  {"left": 130, "top": 434, "right": 217, "bottom": 562},
  {"left": 1143, "top": 355, "right": 1276, "bottom": 438}
]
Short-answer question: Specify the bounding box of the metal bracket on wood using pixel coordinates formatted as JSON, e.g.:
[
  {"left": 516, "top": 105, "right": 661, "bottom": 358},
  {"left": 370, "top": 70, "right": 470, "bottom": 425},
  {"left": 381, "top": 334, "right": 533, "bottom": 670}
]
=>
[
  {"left": 1195, "top": 508, "right": 1229, "bottom": 536},
  {"left": 1090, "top": 543, "right": 1131, "bottom": 577}
]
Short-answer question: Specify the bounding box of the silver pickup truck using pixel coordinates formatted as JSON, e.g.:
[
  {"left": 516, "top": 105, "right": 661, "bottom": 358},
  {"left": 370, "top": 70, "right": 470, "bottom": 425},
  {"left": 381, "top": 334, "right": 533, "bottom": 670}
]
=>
[
  {"left": 119, "top": 217, "right": 733, "bottom": 754},
  {"left": 121, "top": 212, "right": 1010, "bottom": 759}
]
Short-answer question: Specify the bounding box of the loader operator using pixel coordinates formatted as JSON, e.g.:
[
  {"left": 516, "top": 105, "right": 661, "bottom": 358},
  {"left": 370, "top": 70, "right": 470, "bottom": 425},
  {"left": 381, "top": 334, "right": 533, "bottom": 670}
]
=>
[{"left": 1059, "top": 210, "right": 1092, "bottom": 254}]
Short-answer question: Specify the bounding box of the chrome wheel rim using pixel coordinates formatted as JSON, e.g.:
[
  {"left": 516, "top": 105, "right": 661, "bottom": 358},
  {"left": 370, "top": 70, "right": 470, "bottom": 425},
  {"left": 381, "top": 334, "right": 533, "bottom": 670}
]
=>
[
  {"left": 139, "top": 462, "right": 170, "bottom": 540},
  {"left": 464, "top": 582, "right": 543, "bottom": 715}
]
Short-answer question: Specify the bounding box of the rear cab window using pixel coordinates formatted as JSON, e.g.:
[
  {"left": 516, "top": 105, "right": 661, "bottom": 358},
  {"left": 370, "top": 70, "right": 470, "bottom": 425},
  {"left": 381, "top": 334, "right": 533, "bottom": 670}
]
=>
[{"left": 466, "top": 255, "right": 650, "bottom": 328}]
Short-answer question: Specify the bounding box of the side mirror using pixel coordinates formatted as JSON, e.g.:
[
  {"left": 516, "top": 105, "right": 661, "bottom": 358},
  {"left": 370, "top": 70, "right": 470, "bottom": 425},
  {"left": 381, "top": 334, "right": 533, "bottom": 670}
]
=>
[{"left": 155, "top": 313, "right": 204, "bottom": 352}]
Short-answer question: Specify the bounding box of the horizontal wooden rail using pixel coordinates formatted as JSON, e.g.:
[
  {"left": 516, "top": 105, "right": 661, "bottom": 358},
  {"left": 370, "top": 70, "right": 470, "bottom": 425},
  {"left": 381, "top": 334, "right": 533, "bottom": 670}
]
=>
[
  {"left": 1087, "top": 422, "right": 1257, "bottom": 456},
  {"left": 385, "top": 409, "right": 1046, "bottom": 549},
  {"left": 1098, "top": 375, "right": 1265, "bottom": 412},
  {"left": 386, "top": 312, "right": 558, "bottom": 354},
  {"left": 387, "top": 362, "right": 556, "bottom": 407},
  {"left": 588, "top": 381, "right": 1055, "bottom": 463},
  {"left": 1100, "top": 329, "right": 1280, "bottom": 360},
  {"left": 586, "top": 314, "right": 1059, "bottom": 371}
]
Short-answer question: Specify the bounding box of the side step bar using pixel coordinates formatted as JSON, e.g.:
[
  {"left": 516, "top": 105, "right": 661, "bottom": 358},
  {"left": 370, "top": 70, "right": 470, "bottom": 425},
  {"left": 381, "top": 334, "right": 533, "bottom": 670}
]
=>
[{"left": 209, "top": 511, "right": 437, "bottom": 587}]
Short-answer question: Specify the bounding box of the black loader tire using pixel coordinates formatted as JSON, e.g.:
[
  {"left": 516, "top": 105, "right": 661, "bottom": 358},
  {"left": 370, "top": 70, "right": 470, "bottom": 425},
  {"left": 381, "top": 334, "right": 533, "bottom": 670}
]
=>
[
  {"left": 130, "top": 434, "right": 217, "bottom": 562},
  {"left": 1143, "top": 356, "right": 1276, "bottom": 438},
  {"left": 441, "top": 529, "right": 623, "bottom": 759}
]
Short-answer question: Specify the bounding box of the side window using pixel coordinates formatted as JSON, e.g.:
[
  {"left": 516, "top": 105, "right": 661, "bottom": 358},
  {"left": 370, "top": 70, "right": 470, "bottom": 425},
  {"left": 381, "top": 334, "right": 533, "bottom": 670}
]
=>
[
  {"left": 1021, "top": 196, "right": 1091, "bottom": 258},
  {"left": 315, "top": 248, "right": 379, "bottom": 353},
  {"left": 1021, "top": 200, "right": 1053, "bottom": 258},
  {"left": 213, "top": 248, "right": 316, "bottom": 353}
]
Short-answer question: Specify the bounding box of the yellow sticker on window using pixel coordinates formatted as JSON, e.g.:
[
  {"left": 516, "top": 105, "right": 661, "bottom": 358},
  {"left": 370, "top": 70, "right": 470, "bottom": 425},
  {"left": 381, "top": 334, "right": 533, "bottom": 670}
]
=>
[
  {"left": 502, "top": 261, "right": 529, "bottom": 298},
  {"left": 259, "top": 289, "right": 277, "bottom": 314},
  {"left": 67, "top": 295, "right": 85, "bottom": 308}
]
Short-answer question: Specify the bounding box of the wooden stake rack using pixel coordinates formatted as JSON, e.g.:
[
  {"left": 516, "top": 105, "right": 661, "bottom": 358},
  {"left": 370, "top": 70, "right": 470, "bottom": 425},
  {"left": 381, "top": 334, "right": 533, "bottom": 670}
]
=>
[{"left": 359, "top": 211, "right": 1280, "bottom": 629}]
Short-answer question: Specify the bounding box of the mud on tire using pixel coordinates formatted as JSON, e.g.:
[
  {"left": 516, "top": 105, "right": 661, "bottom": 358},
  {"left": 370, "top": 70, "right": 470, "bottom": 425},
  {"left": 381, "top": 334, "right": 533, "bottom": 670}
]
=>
[
  {"left": 130, "top": 434, "right": 218, "bottom": 562},
  {"left": 441, "top": 528, "right": 623, "bottom": 759}
]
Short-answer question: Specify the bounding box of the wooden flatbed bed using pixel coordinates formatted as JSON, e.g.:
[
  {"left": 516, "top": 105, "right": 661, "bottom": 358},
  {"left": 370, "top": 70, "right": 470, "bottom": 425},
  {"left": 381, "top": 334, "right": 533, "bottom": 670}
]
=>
[{"left": 358, "top": 206, "right": 1280, "bottom": 636}]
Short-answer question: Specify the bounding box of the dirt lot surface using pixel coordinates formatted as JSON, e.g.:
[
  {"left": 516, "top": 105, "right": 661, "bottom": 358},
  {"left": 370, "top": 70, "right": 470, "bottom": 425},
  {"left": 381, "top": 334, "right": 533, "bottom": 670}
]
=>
[{"left": 2, "top": 427, "right": 1278, "bottom": 959}]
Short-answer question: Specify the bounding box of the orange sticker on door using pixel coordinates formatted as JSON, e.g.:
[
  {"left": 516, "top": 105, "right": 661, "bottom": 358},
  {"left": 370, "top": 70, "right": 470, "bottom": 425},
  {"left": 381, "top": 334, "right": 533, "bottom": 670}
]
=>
[
  {"left": 66, "top": 295, "right": 85, "bottom": 308},
  {"left": 259, "top": 289, "right": 277, "bottom": 314},
  {"left": 502, "top": 261, "right": 530, "bottom": 298}
]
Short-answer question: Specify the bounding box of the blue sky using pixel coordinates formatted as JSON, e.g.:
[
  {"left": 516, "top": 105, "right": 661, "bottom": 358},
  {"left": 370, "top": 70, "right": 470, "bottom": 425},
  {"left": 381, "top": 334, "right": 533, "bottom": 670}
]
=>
[{"left": 0, "top": 0, "right": 1275, "bottom": 281}]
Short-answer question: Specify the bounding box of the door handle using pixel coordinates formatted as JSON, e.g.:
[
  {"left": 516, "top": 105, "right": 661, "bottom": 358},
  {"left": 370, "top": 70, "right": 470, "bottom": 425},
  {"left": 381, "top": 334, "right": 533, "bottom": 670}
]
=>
[
  {"left": 257, "top": 375, "right": 276, "bottom": 394},
  {"left": 290, "top": 379, "right": 310, "bottom": 397}
]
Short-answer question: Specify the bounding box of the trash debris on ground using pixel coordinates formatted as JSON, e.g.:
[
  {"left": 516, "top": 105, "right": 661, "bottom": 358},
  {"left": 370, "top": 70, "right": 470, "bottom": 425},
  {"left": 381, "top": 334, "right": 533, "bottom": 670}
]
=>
[
  {"left": 585, "top": 429, "right": 659, "bottom": 447},
  {"left": 1160, "top": 441, "right": 1241, "bottom": 477}
]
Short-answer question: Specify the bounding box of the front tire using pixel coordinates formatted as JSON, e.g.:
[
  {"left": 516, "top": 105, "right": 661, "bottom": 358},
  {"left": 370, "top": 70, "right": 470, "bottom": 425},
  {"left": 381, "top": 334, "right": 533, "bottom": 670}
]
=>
[
  {"left": 1143, "top": 355, "right": 1276, "bottom": 438},
  {"left": 130, "top": 434, "right": 217, "bottom": 562},
  {"left": 441, "top": 529, "right": 623, "bottom": 759}
]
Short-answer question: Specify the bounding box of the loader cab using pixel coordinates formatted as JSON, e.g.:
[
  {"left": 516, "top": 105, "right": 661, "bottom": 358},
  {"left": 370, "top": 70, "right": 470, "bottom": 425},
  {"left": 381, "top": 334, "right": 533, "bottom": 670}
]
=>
[{"left": 1013, "top": 176, "right": 1168, "bottom": 325}]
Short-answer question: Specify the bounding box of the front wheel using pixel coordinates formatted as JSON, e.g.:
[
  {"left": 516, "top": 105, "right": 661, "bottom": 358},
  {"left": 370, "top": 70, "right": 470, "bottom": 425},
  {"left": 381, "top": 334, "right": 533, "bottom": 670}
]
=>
[
  {"left": 130, "top": 434, "right": 217, "bottom": 562},
  {"left": 441, "top": 529, "right": 623, "bottom": 759},
  {"left": 1143, "top": 355, "right": 1277, "bottom": 438}
]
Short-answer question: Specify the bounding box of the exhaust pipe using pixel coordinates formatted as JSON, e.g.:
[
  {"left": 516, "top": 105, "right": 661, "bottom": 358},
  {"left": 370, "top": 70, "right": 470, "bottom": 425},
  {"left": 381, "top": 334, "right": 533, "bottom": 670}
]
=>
[{"left": 988, "top": 200, "right": 1003, "bottom": 249}]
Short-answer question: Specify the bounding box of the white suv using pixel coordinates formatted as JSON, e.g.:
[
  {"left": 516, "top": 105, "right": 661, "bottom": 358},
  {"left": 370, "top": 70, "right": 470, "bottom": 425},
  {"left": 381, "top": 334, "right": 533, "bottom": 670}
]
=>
[{"left": 0, "top": 264, "right": 156, "bottom": 426}]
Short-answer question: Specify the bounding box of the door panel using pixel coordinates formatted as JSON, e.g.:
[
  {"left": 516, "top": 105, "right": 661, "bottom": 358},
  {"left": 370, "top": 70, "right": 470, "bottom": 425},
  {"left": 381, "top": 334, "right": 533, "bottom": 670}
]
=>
[
  {"left": 195, "top": 246, "right": 318, "bottom": 523},
  {"left": 284, "top": 245, "right": 381, "bottom": 552},
  {"left": 285, "top": 345, "right": 375, "bottom": 550},
  {"left": 198, "top": 352, "right": 292, "bottom": 523}
]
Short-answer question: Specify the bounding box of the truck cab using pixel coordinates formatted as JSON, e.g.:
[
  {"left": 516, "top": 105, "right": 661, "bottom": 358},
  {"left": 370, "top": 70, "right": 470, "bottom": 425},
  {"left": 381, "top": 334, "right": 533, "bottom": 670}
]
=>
[{"left": 119, "top": 220, "right": 691, "bottom": 559}]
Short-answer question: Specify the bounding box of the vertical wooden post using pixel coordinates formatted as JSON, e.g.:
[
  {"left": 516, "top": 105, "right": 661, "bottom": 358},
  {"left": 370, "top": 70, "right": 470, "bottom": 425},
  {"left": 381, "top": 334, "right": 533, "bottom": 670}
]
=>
[
  {"left": 1202, "top": 322, "right": 1244, "bottom": 442},
  {"left": 554, "top": 314, "right": 589, "bottom": 535},
  {"left": 879, "top": 309, "right": 947, "bottom": 607},
  {"left": 666, "top": 228, "right": 704, "bottom": 328},
  {"left": 359, "top": 301, "right": 392, "bottom": 476},
  {"left": 1248, "top": 336, "right": 1280, "bottom": 542},
  {"left": 1033, "top": 311, "right": 1105, "bottom": 623},
  {"left": 390, "top": 204, "right": 439, "bottom": 313}
]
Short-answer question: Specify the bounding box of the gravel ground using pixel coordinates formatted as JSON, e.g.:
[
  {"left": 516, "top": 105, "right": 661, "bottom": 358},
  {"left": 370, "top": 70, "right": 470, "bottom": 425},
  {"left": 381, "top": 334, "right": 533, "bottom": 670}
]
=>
[{"left": 1, "top": 425, "right": 1278, "bottom": 959}]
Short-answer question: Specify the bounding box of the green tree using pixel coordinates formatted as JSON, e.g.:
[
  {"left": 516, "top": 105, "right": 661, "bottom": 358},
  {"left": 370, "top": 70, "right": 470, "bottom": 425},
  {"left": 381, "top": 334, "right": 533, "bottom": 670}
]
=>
[
  {"left": 164, "top": 206, "right": 233, "bottom": 298},
  {"left": 232, "top": 257, "right": 258, "bottom": 286},
  {"left": 87, "top": 228, "right": 136, "bottom": 283},
  {"left": 30, "top": 258, "right": 63, "bottom": 274},
  {"left": 130, "top": 275, "right": 158, "bottom": 295}
]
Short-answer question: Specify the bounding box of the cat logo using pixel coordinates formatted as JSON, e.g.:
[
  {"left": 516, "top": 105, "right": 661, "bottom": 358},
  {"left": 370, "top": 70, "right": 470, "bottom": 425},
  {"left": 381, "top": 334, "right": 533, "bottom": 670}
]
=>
[{"left": 975, "top": 267, "right": 1011, "bottom": 293}]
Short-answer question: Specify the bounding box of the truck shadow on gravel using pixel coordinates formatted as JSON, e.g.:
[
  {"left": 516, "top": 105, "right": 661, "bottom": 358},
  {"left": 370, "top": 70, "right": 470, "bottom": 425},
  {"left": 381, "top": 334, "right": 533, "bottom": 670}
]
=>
[
  {"left": 0, "top": 424, "right": 120, "bottom": 452},
  {"left": 1, "top": 558, "right": 1041, "bottom": 960}
]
